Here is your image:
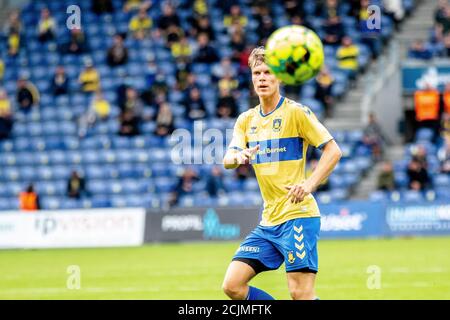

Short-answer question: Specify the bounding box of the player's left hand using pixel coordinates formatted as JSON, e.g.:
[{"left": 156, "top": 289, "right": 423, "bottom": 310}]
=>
[{"left": 285, "top": 183, "right": 313, "bottom": 204}]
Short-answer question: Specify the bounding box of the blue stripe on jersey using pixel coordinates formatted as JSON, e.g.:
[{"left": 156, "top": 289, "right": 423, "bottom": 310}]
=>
[{"left": 248, "top": 137, "right": 303, "bottom": 164}]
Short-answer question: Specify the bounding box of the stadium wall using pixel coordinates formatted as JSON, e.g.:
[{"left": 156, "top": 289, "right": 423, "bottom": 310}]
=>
[{"left": 0, "top": 202, "right": 449, "bottom": 249}]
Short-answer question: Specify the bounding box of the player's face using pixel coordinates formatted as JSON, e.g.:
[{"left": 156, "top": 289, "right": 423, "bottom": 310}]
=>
[{"left": 251, "top": 63, "right": 280, "bottom": 98}]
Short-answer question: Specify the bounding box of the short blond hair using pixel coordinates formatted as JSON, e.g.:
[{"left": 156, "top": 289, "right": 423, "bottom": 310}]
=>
[{"left": 248, "top": 46, "right": 266, "bottom": 69}]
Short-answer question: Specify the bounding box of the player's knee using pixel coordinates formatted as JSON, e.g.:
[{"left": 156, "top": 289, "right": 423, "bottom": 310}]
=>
[
  {"left": 222, "top": 280, "right": 246, "bottom": 300},
  {"left": 290, "top": 288, "right": 315, "bottom": 300}
]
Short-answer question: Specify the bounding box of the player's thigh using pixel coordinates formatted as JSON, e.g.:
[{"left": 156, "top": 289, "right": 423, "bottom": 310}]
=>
[
  {"left": 223, "top": 260, "right": 257, "bottom": 289},
  {"left": 286, "top": 271, "right": 316, "bottom": 299}
]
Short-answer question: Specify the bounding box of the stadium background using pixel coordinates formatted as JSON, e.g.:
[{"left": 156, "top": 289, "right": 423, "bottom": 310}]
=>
[{"left": 0, "top": 0, "right": 449, "bottom": 299}]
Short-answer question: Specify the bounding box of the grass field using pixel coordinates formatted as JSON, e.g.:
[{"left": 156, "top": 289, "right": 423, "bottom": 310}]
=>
[{"left": 0, "top": 236, "right": 449, "bottom": 300}]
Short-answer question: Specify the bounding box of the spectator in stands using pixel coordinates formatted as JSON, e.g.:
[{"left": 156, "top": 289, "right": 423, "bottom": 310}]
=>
[
  {"left": 129, "top": 7, "right": 152, "bottom": 40},
  {"left": 19, "top": 184, "right": 40, "bottom": 211},
  {"left": 434, "top": 0, "right": 449, "bottom": 26},
  {"left": 0, "top": 89, "right": 13, "bottom": 140},
  {"left": 141, "top": 71, "right": 168, "bottom": 106},
  {"left": 5, "top": 11, "right": 21, "bottom": 56},
  {"left": 183, "top": 87, "right": 207, "bottom": 121},
  {"left": 323, "top": 15, "right": 345, "bottom": 46},
  {"left": 363, "top": 112, "right": 388, "bottom": 161},
  {"left": 8, "top": 32, "right": 20, "bottom": 57},
  {"left": 37, "top": 8, "right": 56, "bottom": 42},
  {"left": 438, "top": 126, "right": 450, "bottom": 173},
  {"left": 61, "top": 27, "right": 88, "bottom": 54},
  {"left": 123, "top": 0, "right": 151, "bottom": 13},
  {"left": 67, "top": 170, "right": 87, "bottom": 199},
  {"left": 157, "top": 3, "right": 181, "bottom": 32},
  {"left": 206, "top": 166, "right": 227, "bottom": 198},
  {"left": 408, "top": 40, "right": 433, "bottom": 60},
  {"left": 92, "top": 0, "right": 114, "bottom": 15},
  {"left": 119, "top": 87, "right": 144, "bottom": 115},
  {"left": 314, "top": 66, "right": 335, "bottom": 117},
  {"left": 230, "top": 25, "right": 246, "bottom": 63},
  {"left": 51, "top": 66, "right": 69, "bottom": 96},
  {"left": 306, "top": 159, "right": 330, "bottom": 192},
  {"left": 414, "top": 83, "right": 441, "bottom": 142},
  {"left": 107, "top": 34, "right": 129, "bottom": 67},
  {"left": 78, "top": 90, "right": 110, "bottom": 137},
  {"left": 412, "top": 144, "right": 429, "bottom": 169},
  {"left": 437, "top": 4, "right": 450, "bottom": 34},
  {"left": 169, "top": 167, "right": 200, "bottom": 207},
  {"left": 377, "top": 161, "right": 396, "bottom": 191},
  {"left": 407, "top": 157, "right": 431, "bottom": 191},
  {"left": 5, "top": 10, "right": 22, "bottom": 36},
  {"left": 212, "top": 57, "right": 237, "bottom": 82},
  {"left": 194, "top": 33, "right": 219, "bottom": 64},
  {"left": 190, "top": 15, "right": 215, "bottom": 41},
  {"left": 16, "top": 76, "right": 40, "bottom": 113},
  {"left": 442, "top": 33, "right": 450, "bottom": 57},
  {"left": 442, "top": 110, "right": 450, "bottom": 136},
  {"left": 336, "top": 36, "right": 360, "bottom": 82},
  {"left": 154, "top": 102, "right": 174, "bottom": 137},
  {"left": 259, "top": 15, "right": 276, "bottom": 44},
  {"left": 218, "top": 72, "right": 239, "bottom": 93},
  {"left": 119, "top": 109, "right": 141, "bottom": 137},
  {"left": 216, "top": 87, "right": 238, "bottom": 119},
  {"left": 171, "top": 36, "right": 193, "bottom": 64},
  {"left": 78, "top": 59, "right": 100, "bottom": 93},
  {"left": 283, "top": 0, "right": 305, "bottom": 19},
  {"left": 191, "top": 0, "right": 208, "bottom": 17},
  {"left": 223, "top": 5, "right": 248, "bottom": 32},
  {"left": 165, "top": 24, "right": 184, "bottom": 48},
  {"left": 321, "top": 0, "right": 341, "bottom": 19},
  {"left": 0, "top": 58, "right": 4, "bottom": 83}
]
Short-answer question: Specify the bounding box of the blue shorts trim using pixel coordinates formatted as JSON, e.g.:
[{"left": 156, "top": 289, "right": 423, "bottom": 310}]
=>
[{"left": 233, "top": 217, "right": 320, "bottom": 272}]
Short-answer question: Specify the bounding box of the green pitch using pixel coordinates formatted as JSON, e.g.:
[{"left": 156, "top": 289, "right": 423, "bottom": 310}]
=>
[{"left": 0, "top": 236, "right": 449, "bottom": 300}]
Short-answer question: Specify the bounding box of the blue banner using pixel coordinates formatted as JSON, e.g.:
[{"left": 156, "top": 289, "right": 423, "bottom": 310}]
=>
[
  {"left": 318, "top": 201, "right": 385, "bottom": 239},
  {"left": 402, "top": 65, "right": 450, "bottom": 93},
  {"left": 385, "top": 202, "right": 450, "bottom": 236}
]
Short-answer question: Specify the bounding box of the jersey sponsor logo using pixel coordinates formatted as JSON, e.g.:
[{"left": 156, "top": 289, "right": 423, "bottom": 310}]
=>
[{"left": 248, "top": 137, "right": 303, "bottom": 164}]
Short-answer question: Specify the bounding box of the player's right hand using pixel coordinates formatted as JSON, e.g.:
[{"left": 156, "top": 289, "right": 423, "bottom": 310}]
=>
[{"left": 234, "top": 145, "right": 260, "bottom": 165}]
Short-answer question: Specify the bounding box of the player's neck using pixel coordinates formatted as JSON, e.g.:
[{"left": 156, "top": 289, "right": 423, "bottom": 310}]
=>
[{"left": 259, "top": 93, "right": 281, "bottom": 116}]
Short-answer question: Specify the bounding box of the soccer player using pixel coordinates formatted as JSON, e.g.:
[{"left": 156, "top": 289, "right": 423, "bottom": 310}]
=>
[{"left": 222, "top": 47, "right": 342, "bottom": 300}]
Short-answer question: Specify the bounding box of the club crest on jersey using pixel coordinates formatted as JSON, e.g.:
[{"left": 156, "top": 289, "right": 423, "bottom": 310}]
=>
[
  {"left": 273, "top": 119, "right": 282, "bottom": 132},
  {"left": 287, "top": 251, "right": 295, "bottom": 264},
  {"left": 249, "top": 126, "right": 257, "bottom": 134}
]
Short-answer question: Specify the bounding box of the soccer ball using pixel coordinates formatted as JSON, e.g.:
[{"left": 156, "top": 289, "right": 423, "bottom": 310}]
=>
[{"left": 265, "top": 25, "right": 324, "bottom": 85}]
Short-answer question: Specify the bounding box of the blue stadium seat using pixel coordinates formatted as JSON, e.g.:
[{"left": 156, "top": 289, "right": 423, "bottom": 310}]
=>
[
  {"left": 402, "top": 190, "right": 424, "bottom": 202},
  {"left": 369, "top": 190, "right": 389, "bottom": 202},
  {"left": 434, "top": 174, "right": 450, "bottom": 187}
]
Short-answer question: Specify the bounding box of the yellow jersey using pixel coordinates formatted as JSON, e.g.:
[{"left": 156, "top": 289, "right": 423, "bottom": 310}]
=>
[{"left": 229, "top": 96, "right": 333, "bottom": 226}]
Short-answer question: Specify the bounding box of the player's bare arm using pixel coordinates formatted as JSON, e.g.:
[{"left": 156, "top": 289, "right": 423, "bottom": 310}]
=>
[
  {"left": 223, "top": 145, "right": 260, "bottom": 170},
  {"left": 286, "top": 139, "right": 342, "bottom": 204}
]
